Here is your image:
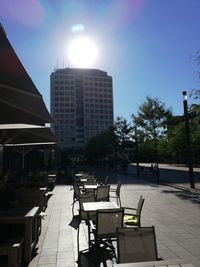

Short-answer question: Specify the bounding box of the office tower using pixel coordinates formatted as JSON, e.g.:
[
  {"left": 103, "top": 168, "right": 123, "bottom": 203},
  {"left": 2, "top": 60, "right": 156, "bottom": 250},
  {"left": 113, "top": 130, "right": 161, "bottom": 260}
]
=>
[{"left": 50, "top": 68, "right": 113, "bottom": 149}]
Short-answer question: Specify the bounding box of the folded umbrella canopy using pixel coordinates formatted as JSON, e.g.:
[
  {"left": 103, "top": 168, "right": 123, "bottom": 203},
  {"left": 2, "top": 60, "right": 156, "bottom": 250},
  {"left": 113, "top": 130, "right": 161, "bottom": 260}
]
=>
[
  {"left": 0, "top": 124, "right": 58, "bottom": 170},
  {"left": 0, "top": 124, "right": 58, "bottom": 146},
  {"left": 0, "top": 24, "right": 53, "bottom": 124}
]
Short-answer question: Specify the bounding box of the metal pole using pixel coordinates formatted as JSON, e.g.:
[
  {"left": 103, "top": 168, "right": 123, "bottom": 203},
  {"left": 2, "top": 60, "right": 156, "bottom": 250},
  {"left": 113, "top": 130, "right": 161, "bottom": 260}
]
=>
[
  {"left": 135, "top": 126, "right": 140, "bottom": 177},
  {"left": 182, "top": 91, "right": 195, "bottom": 189},
  {"left": 22, "top": 146, "right": 25, "bottom": 170}
]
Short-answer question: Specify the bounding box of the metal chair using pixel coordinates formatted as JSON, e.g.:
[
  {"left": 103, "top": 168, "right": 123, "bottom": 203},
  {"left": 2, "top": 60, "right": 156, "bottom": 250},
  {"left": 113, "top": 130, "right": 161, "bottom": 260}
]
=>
[
  {"left": 110, "top": 181, "right": 122, "bottom": 207},
  {"left": 104, "top": 176, "right": 109, "bottom": 185},
  {"left": 96, "top": 185, "right": 110, "bottom": 202},
  {"left": 77, "top": 193, "right": 96, "bottom": 254},
  {"left": 116, "top": 226, "right": 158, "bottom": 263},
  {"left": 71, "top": 183, "right": 84, "bottom": 216},
  {"left": 90, "top": 208, "right": 124, "bottom": 256},
  {"left": 123, "top": 195, "right": 145, "bottom": 227}
]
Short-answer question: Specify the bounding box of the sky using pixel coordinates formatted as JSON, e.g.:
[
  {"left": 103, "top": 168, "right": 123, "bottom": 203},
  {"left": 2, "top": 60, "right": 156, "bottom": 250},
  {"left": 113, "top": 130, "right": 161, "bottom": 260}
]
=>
[{"left": 0, "top": 0, "right": 200, "bottom": 121}]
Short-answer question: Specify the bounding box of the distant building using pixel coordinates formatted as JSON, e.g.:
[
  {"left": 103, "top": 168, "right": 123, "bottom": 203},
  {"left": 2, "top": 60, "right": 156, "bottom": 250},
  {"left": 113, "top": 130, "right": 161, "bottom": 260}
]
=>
[{"left": 50, "top": 68, "right": 114, "bottom": 149}]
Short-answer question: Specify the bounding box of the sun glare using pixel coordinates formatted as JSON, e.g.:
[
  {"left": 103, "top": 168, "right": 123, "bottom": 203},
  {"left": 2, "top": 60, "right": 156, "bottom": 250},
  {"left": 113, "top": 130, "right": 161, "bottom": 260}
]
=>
[{"left": 68, "top": 37, "right": 98, "bottom": 68}]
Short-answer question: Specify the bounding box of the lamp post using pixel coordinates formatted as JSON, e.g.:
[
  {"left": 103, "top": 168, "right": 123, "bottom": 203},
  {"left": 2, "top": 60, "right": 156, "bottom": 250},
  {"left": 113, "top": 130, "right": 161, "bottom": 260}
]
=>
[
  {"left": 182, "top": 91, "right": 195, "bottom": 189},
  {"left": 135, "top": 126, "right": 140, "bottom": 177}
]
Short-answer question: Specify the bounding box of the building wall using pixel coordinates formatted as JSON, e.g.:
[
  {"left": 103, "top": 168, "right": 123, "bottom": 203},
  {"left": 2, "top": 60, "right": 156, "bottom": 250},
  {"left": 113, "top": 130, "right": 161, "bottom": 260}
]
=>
[{"left": 50, "top": 68, "right": 114, "bottom": 149}]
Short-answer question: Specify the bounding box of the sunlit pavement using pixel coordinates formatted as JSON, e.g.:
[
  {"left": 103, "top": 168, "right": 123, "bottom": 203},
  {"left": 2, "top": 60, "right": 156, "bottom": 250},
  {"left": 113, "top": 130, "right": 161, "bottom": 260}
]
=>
[
  {"left": 28, "top": 168, "right": 200, "bottom": 267},
  {"left": 127, "top": 163, "right": 200, "bottom": 191}
]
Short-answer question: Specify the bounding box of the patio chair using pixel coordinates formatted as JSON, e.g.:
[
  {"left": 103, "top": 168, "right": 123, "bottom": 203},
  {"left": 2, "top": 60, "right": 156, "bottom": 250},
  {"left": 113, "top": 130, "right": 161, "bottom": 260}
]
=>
[
  {"left": 96, "top": 185, "right": 110, "bottom": 202},
  {"left": 116, "top": 226, "right": 158, "bottom": 263},
  {"left": 123, "top": 195, "right": 145, "bottom": 227},
  {"left": 77, "top": 193, "right": 96, "bottom": 254},
  {"left": 0, "top": 238, "right": 24, "bottom": 267},
  {"left": 71, "top": 183, "right": 85, "bottom": 216},
  {"left": 82, "top": 178, "right": 97, "bottom": 185},
  {"left": 110, "top": 181, "right": 122, "bottom": 207},
  {"left": 90, "top": 208, "right": 124, "bottom": 258},
  {"left": 104, "top": 176, "right": 109, "bottom": 185}
]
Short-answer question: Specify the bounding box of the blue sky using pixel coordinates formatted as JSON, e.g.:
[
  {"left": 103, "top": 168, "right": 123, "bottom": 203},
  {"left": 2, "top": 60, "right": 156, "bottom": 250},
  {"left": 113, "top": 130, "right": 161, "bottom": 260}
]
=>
[{"left": 0, "top": 0, "right": 200, "bottom": 121}]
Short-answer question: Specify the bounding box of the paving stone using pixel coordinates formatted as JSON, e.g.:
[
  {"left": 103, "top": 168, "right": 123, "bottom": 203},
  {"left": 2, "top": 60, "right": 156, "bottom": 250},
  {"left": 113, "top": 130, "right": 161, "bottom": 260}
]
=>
[{"left": 27, "top": 169, "right": 200, "bottom": 267}]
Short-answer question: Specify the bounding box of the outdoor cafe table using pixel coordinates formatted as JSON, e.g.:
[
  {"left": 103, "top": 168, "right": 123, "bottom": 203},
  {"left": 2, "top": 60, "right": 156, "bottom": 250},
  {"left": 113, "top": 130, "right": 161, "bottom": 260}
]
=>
[
  {"left": 113, "top": 260, "right": 194, "bottom": 267},
  {"left": 0, "top": 206, "right": 39, "bottom": 263},
  {"left": 83, "top": 201, "right": 119, "bottom": 212},
  {"left": 83, "top": 201, "right": 120, "bottom": 249},
  {"left": 75, "top": 173, "right": 83, "bottom": 178},
  {"left": 83, "top": 184, "right": 98, "bottom": 190}
]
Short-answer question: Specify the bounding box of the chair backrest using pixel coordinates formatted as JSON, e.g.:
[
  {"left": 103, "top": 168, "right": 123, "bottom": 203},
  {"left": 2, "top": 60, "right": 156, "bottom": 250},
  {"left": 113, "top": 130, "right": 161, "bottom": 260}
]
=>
[
  {"left": 96, "top": 208, "right": 124, "bottom": 239},
  {"left": 79, "top": 193, "right": 96, "bottom": 221},
  {"left": 73, "top": 183, "right": 81, "bottom": 199},
  {"left": 96, "top": 185, "right": 110, "bottom": 201},
  {"left": 104, "top": 176, "right": 109, "bottom": 185},
  {"left": 117, "top": 226, "right": 158, "bottom": 263},
  {"left": 116, "top": 181, "right": 122, "bottom": 197},
  {"left": 83, "top": 179, "right": 97, "bottom": 185},
  {"left": 136, "top": 195, "right": 145, "bottom": 216}
]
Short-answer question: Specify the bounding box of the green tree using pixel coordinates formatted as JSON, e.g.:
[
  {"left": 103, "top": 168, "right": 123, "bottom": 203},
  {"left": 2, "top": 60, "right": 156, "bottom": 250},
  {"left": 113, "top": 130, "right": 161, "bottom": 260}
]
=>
[
  {"left": 167, "top": 122, "right": 186, "bottom": 163},
  {"left": 84, "top": 127, "right": 118, "bottom": 166},
  {"left": 114, "top": 116, "right": 132, "bottom": 150},
  {"left": 132, "top": 97, "right": 172, "bottom": 164},
  {"left": 114, "top": 116, "right": 132, "bottom": 170}
]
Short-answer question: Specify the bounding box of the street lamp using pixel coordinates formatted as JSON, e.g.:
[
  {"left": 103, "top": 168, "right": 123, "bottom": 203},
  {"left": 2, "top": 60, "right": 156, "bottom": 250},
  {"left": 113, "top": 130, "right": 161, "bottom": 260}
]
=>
[
  {"left": 135, "top": 126, "right": 140, "bottom": 177},
  {"left": 182, "top": 91, "right": 195, "bottom": 189}
]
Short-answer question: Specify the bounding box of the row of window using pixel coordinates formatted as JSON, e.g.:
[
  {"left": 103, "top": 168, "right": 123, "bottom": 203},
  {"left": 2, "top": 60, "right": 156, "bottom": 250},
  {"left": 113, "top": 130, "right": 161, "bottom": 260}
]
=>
[
  {"left": 52, "top": 90, "right": 75, "bottom": 96},
  {"left": 85, "top": 120, "right": 113, "bottom": 125},
  {"left": 85, "top": 114, "right": 113, "bottom": 119},
  {"left": 85, "top": 109, "right": 113, "bottom": 114},
  {"left": 55, "top": 128, "right": 110, "bottom": 138},
  {"left": 52, "top": 75, "right": 111, "bottom": 83},
  {"left": 84, "top": 93, "right": 112, "bottom": 98},
  {"left": 83, "top": 82, "right": 112, "bottom": 87},
  {"left": 53, "top": 103, "right": 112, "bottom": 109},
  {"left": 52, "top": 81, "right": 112, "bottom": 88},
  {"left": 85, "top": 87, "right": 112, "bottom": 92},
  {"left": 84, "top": 77, "right": 112, "bottom": 82},
  {"left": 53, "top": 98, "right": 75, "bottom": 102},
  {"left": 53, "top": 117, "right": 113, "bottom": 125},
  {"left": 54, "top": 110, "right": 113, "bottom": 116},
  {"left": 53, "top": 98, "right": 112, "bottom": 104},
  {"left": 52, "top": 87, "right": 112, "bottom": 94}
]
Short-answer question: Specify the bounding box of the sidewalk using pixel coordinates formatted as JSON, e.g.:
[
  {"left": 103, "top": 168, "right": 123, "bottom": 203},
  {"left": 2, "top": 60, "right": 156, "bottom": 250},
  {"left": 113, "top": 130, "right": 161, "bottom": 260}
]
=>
[
  {"left": 127, "top": 163, "right": 200, "bottom": 191},
  {"left": 28, "top": 167, "right": 200, "bottom": 267}
]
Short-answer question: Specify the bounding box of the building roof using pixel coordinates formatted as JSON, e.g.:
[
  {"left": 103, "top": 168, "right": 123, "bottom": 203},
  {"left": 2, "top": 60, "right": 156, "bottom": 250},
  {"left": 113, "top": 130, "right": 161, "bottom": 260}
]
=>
[{"left": 51, "top": 67, "right": 109, "bottom": 77}]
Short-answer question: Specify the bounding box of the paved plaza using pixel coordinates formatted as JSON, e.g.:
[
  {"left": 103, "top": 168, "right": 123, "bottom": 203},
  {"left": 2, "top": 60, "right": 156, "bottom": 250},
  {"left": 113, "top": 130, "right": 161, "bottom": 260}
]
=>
[{"left": 28, "top": 168, "right": 200, "bottom": 267}]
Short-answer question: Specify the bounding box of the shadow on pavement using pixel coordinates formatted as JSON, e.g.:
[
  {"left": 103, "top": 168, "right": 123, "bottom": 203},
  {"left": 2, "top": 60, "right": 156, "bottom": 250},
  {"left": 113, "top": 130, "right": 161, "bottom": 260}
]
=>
[
  {"left": 77, "top": 245, "right": 116, "bottom": 267},
  {"left": 161, "top": 189, "right": 200, "bottom": 204}
]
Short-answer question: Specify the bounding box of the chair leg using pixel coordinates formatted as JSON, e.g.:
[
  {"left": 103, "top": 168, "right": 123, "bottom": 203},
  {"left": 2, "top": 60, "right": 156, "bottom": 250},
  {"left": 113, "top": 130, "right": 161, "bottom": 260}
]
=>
[
  {"left": 77, "top": 225, "right": 80, "bottom": 258},
  {"left": 118, "top": 197, "right": 121, "bottom": 207},
  {"left": 71, "top": 199, "right": 78, "bottom": 216}
]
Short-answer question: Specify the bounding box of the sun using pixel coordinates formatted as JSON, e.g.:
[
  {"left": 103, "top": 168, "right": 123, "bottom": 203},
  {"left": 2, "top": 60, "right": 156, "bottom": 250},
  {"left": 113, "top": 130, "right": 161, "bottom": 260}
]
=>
[{"left": 68, "top": 37, "right": 98, "bottom": 68}]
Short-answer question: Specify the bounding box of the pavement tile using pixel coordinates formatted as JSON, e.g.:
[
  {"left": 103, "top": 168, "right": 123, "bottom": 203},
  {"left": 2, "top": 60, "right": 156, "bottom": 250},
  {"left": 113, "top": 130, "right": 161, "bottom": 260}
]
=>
[
  {"left": 40, "top": 249, "right": 58, "bottom": 256},
  {"left": 27, "top": 168, "right": 200, "bottom": 267},
  {"left": 38, "top": 255, "right": 57, "bottom": 265}
]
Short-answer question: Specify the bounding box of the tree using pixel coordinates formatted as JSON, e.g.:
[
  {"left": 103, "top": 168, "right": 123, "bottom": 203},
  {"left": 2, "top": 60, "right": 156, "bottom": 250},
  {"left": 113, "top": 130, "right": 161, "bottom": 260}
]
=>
[
  {"left": 84, "top": 127, "right": 118, "bottom": 166},
  {"left": 114, "top": 116, "right": 132, "bottom": 170},
  {"left": 167, "top": 122, "right": 186, "bottom": 163},
  {"left": 132, "top": 97, "right": 172, "bottom": 164}
]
